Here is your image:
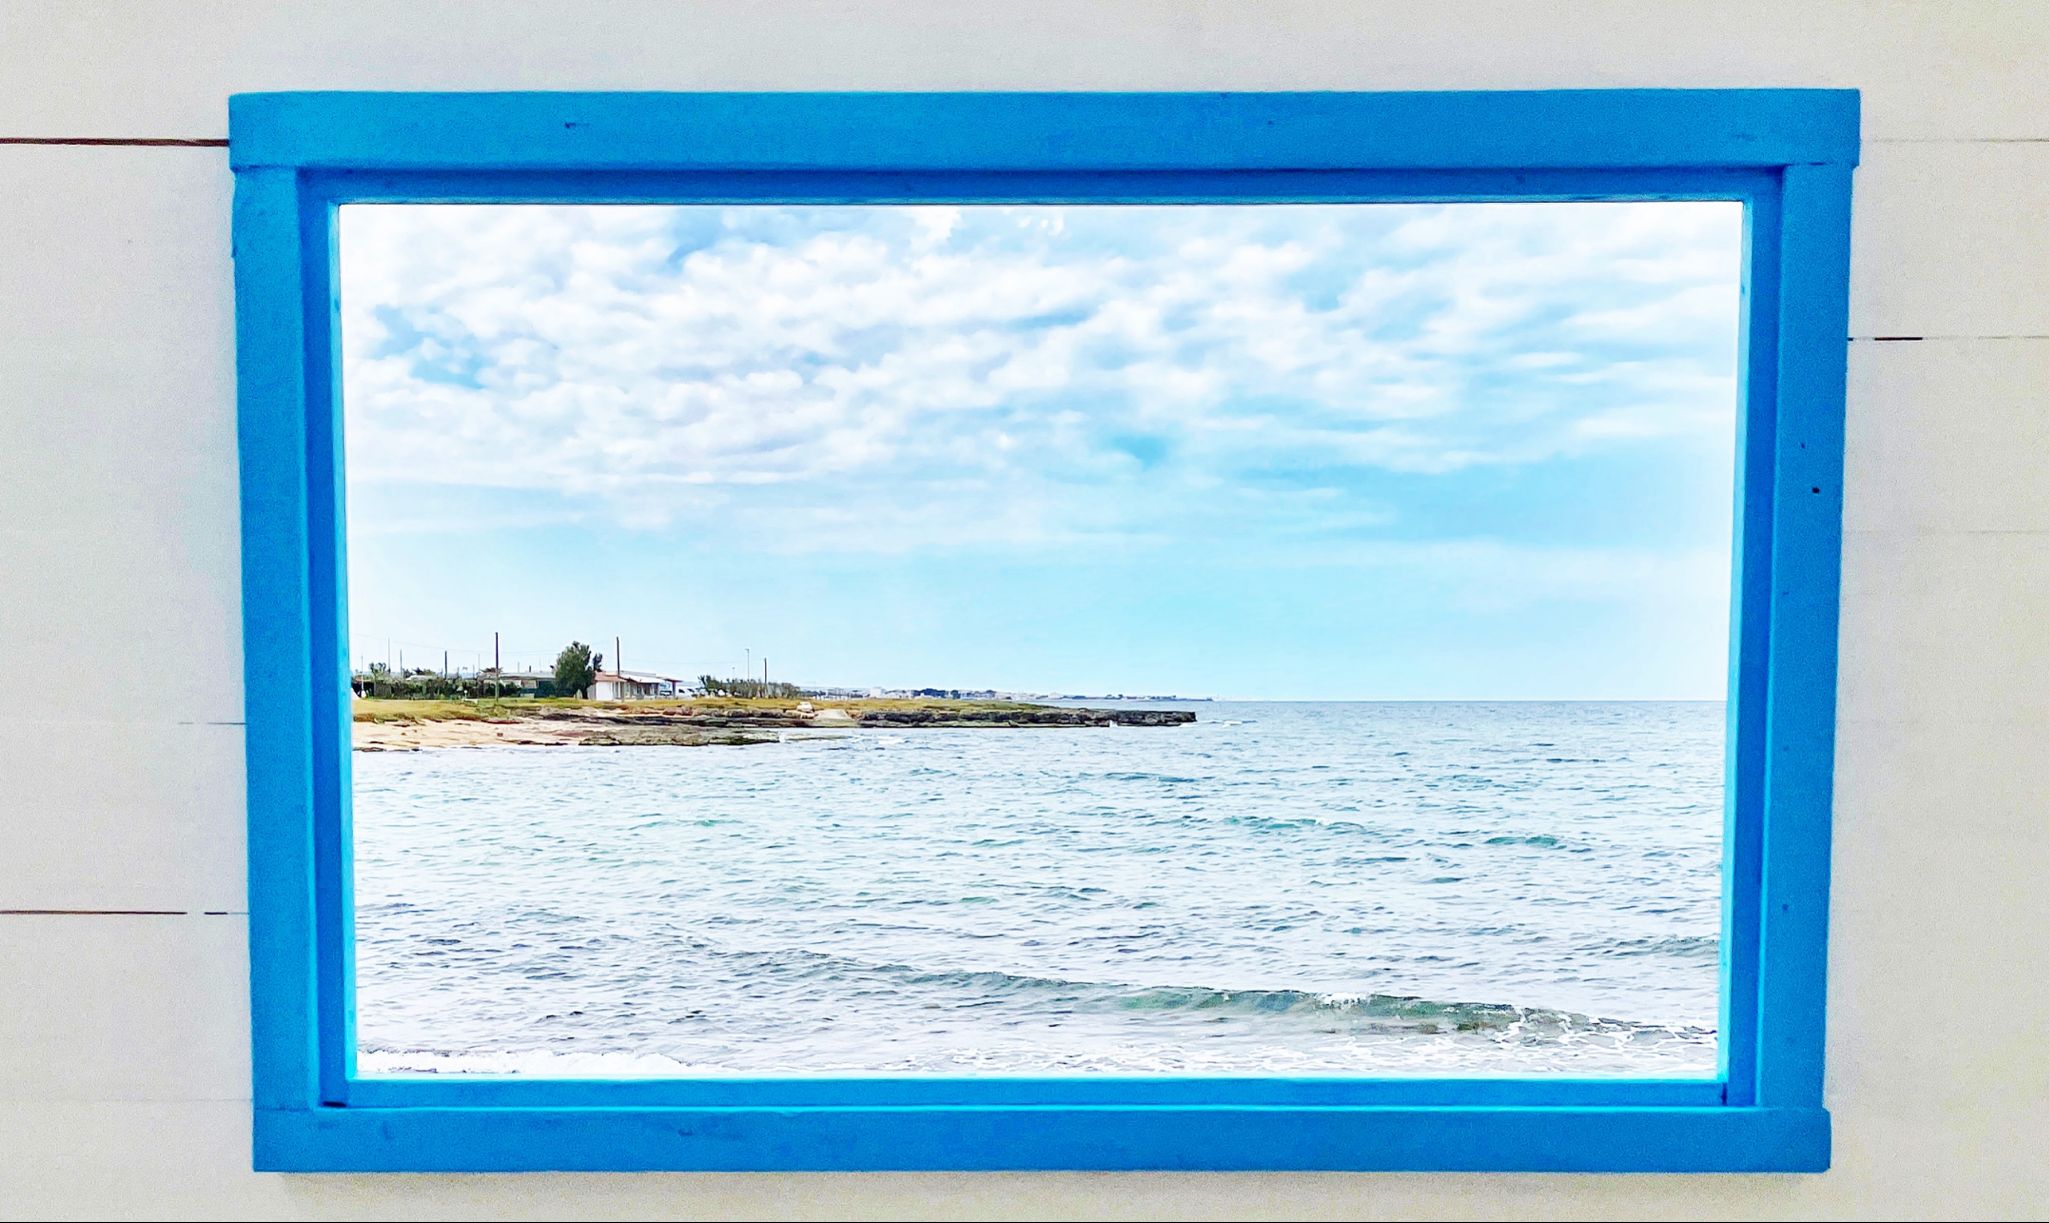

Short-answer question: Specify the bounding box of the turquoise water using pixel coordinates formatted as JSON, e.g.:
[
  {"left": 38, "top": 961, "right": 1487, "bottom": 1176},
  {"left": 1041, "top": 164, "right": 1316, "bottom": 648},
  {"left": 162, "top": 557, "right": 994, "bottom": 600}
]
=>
[{"left": 352, "top": 701, "right": 1723, "bottom": 1076}]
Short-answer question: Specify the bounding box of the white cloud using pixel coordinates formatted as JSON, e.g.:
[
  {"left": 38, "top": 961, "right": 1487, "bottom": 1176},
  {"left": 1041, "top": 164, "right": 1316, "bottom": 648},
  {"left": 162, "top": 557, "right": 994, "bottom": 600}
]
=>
[{"left": 339, "top": 200, "right": 1741, "bottom": 549}]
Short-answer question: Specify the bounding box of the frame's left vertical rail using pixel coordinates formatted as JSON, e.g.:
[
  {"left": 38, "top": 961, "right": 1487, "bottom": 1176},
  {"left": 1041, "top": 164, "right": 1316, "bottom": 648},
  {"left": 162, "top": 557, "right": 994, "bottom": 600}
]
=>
[{"left": 234, "top": 165, "right": 327, "bottom": 1116}]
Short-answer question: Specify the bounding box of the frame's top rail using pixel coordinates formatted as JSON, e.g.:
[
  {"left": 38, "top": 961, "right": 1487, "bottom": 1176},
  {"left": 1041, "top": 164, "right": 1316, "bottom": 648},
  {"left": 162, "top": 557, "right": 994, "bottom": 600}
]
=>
[{"left": 229, "top": 90, "right": 1861, "bottom": 173}]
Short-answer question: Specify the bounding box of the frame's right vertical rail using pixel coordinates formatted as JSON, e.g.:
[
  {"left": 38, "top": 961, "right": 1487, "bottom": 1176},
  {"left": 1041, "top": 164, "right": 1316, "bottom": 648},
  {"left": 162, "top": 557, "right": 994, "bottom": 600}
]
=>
[{"left": 1754, "top": 159, "right": 1855, "bottom": 1109}]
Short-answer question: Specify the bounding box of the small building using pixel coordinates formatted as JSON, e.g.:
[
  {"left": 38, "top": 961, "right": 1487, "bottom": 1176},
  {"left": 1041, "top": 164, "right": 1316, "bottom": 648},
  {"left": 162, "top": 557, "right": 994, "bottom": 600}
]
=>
[
  {"left": 590, "top": 671, "right": 657, "bottom": 701},
  {"left": 589, "top": 670, "right": 691, "bottom": 700}
]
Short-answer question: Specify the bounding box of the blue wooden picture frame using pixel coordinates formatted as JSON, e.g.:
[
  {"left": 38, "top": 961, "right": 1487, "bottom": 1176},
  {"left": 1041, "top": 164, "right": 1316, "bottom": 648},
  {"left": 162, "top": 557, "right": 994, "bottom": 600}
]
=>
[{"left": 230, "top": 90, "right": 1856, "bottom": 1172}]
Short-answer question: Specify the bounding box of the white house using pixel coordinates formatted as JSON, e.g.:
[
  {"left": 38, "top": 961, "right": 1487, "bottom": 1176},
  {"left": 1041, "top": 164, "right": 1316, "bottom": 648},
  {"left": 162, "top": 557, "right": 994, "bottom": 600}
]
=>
[{"left": 589, "top": 671, "right": 688, "bottom": 700}]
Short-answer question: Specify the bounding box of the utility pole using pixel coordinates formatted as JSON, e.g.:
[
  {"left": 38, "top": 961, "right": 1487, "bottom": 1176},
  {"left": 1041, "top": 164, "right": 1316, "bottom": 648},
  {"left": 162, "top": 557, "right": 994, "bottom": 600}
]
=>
[
  {"left": 443, "top": 649, "right": 448, "bottom": 677},
  {"left": 764, "top": 657, "right": 769, "bottom": 684},
  {"left": 494, "top": 631, "right": 500, "bottom": 672},
  {"left": 615, "top": 636, "right": 622, "bottom": 679}
]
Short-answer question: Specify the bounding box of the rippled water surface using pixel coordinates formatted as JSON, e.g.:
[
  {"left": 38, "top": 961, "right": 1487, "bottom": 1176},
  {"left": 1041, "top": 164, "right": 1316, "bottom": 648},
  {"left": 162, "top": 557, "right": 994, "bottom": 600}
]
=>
[{"left": 353, "top": 701, "right": 1724, "bottom": 1076}]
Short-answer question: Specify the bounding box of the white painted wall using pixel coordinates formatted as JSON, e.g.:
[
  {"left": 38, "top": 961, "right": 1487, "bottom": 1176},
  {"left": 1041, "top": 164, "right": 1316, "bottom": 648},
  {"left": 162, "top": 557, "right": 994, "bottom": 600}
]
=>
[{"left": 2, "top": 2, "right": 2044, "bottom": 1217}]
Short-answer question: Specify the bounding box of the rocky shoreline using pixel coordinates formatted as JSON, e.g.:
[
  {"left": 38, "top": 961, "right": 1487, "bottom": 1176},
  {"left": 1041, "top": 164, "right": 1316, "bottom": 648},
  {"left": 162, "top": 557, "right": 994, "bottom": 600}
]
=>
[{"left": 353, "top": 699, "right": 1194, "bottom": 752}]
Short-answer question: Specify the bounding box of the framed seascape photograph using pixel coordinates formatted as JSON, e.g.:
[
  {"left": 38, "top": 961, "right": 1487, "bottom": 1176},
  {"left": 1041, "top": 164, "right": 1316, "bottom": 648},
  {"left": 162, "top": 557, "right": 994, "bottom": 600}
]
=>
[{"left": 230, "top": 90, "right": 1854, "bottom": 1170}]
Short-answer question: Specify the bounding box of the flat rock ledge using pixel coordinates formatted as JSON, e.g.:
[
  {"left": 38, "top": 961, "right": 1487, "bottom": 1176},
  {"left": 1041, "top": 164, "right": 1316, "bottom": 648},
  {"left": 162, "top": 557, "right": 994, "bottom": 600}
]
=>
[{"left": 353, "top": 703, "right": 1194, "bottom": 751}]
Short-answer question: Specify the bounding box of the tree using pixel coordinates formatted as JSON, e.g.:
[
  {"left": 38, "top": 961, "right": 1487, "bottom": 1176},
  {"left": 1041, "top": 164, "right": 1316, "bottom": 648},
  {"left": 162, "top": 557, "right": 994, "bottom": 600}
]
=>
[{"left": 554, "top": 641, "right": 603, "bottom": 699}]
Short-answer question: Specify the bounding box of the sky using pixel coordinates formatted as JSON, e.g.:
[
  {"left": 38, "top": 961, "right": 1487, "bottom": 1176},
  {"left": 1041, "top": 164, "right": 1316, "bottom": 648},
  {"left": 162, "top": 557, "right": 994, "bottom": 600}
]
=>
[{"left": 339, "top": 200, "right": 1741, "bottom": 699}]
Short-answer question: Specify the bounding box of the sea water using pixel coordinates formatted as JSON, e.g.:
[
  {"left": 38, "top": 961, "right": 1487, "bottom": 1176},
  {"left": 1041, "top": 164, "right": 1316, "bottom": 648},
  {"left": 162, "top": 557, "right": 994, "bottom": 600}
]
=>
[{"left": 352, "top": 701, "right": 1723, "bottom": 1077}]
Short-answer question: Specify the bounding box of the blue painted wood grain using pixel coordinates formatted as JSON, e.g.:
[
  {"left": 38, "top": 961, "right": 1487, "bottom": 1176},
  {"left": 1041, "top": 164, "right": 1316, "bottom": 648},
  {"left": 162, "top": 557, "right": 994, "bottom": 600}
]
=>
[
  {"left": 229, "top": 90, "right": 1860, "bottom": 172},
  {"left": 1754, "top": 161, "right": 1853, "bottom": 1109},
  {"left": 255, "top": 1104, "right": 1830, "bottom": 1173},
  {"left": 233, "top": 166, "right": 323, "bottom": 1114}
]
